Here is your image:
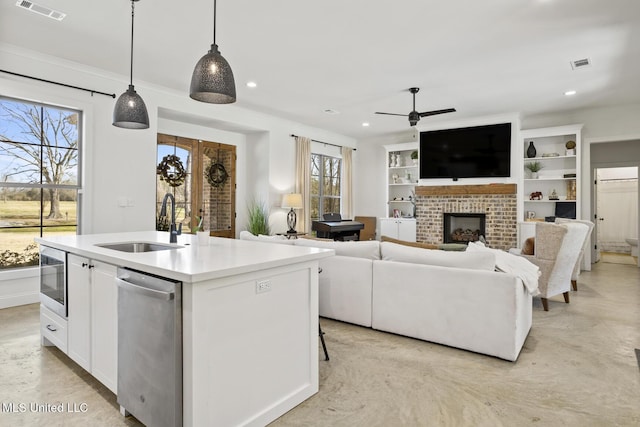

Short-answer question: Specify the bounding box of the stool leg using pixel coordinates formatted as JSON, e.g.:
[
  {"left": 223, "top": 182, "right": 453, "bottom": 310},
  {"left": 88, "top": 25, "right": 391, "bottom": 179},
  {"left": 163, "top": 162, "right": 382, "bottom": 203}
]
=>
[{"left": 319, "top": 323, "right": 329, "bottom": 361}]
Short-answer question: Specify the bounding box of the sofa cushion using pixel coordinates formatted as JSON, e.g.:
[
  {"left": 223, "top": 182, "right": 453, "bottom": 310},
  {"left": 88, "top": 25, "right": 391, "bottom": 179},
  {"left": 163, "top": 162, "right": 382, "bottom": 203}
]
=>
[
  {"left": 294, "top": 238, "right": 381, "bottom": 260},
  {"left": 380, "top": 241, "right": 495, "bottom": 271},
  {"left": 238, "top": 231, "right": 295, "bottom": 245},
  {"left": 380, "top": 236, "right": 466, "bottom": 251}
]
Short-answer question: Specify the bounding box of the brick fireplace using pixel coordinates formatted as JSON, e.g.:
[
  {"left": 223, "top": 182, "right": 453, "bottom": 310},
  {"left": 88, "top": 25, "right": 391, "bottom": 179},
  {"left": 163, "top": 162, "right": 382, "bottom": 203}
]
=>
[{"left": 415, "top": 184, "right": 517, "bottom": 250}]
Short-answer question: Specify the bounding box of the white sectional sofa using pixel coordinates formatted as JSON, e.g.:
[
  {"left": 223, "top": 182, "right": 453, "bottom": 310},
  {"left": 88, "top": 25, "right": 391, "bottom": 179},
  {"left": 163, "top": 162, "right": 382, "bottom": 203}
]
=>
[{"left": 239, "top": 232, "right": 536, "bottom": 361}]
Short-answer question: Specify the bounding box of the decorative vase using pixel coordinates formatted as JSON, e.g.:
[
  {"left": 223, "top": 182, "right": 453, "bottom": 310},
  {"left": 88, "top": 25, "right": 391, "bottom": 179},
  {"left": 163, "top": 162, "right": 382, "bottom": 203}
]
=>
[
  {"left": 197, "top": 230, "right": 210, "bottom": 246},
  {"left": 526, "top": 141, "right": 537, "bottom": 158},
  {"left": 531, "top": 171, "right": 538, "bottom": 179}
]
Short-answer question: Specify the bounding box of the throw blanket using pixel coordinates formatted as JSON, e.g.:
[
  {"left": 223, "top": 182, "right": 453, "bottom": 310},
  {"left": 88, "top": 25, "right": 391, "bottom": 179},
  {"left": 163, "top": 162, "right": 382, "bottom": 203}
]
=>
[{"left": 467, "top": 241, "right": 541, "bottom": 296}]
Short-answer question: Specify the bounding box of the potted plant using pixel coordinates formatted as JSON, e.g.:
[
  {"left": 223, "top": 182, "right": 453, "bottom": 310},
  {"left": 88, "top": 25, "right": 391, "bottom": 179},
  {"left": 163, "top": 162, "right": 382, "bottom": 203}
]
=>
[
  {"left": 192, "top": 215, "right": 209, "bottom": 245},
  {"left": 525, "top": 161, "right": 543, "bottom": 179},
  {"left": 411, "top": 150, "right": 419, "bottom": 165},
  {"left": 247, "top": 198, "right": 271, "bottom": 236}
]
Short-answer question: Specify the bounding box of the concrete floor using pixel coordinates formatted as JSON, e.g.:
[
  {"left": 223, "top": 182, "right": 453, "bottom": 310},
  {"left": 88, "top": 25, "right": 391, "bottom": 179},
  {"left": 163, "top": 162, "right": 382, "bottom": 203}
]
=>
[{"left": 1, "top": 262, "right": 639, "bottom": 426}]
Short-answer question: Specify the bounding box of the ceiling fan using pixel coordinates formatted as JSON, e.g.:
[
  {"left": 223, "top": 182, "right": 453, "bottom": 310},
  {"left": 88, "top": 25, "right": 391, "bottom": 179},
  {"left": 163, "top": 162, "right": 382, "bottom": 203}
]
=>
[{"left": 375, "top": 87, "right": 456, "bottom": 127}]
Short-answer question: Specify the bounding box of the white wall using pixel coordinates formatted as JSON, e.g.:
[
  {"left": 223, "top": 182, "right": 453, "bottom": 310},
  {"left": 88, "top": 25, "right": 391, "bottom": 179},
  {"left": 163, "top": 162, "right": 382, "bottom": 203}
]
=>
[
  {"left": 0, "top": 43, "right": 356, "bottom": 305},
  {"left": 355, "top": 113, "right": 521, "bottom": 220}
]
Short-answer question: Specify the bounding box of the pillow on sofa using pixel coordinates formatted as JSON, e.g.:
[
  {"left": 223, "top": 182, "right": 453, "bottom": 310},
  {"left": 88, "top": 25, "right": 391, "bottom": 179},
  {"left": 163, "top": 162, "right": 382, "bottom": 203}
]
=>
[
  {"left": 380, "top": 235, "right": 439, "bottom": 250},
  {"left": 380, "top": 241, "right": 495, "bottom": 271},
  {"left": 522, "top": 237, "right": 535, "bottom": 255},
  {"left": 294, "top": 238, "right": 381, "bottom": 260},
  {"left": 238, "top": 231, "right": 295, "bottom": 245}
]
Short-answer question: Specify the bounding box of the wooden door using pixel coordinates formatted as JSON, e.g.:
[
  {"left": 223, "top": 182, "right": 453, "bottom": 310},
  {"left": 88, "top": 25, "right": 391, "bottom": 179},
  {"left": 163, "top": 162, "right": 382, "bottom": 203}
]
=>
[
  {"left": 198, "top": 141, "right": 236, "bottom": 238},
  {"left": 157, "top": 134, "right": 236, "bottom": 238}
]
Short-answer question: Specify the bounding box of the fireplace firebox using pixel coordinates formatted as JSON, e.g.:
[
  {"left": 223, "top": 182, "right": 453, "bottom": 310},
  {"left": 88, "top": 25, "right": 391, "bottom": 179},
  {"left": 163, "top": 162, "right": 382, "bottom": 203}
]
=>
[{"left": 443, "top": 213, "right": 486, "bottom": 244}]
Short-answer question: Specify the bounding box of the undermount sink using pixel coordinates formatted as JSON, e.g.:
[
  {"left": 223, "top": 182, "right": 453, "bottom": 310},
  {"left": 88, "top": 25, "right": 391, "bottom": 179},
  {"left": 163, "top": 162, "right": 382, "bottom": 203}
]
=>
[{"left": 96, "top": 242, "right": 183, "bottom": 253}]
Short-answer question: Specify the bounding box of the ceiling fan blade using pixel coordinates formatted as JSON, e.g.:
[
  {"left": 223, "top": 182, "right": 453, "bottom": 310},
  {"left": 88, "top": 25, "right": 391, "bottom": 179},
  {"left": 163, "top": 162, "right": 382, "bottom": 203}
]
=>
[
  {"left": 419, "top": 108, "right": 456, "bottom": 117},
  {"left": 375, "top": 112, "right": 408, "bottom": 117}
]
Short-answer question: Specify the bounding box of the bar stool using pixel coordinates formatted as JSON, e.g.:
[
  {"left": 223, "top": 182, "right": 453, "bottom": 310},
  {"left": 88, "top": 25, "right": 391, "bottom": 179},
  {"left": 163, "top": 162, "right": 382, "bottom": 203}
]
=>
[{"left": 318, "top": 267, "right": 329, "bottom": 361}]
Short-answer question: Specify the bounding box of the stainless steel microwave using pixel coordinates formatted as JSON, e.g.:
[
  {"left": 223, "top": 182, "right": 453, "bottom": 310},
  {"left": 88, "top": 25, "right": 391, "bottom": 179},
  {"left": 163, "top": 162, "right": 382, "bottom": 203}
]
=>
[{"left": 39, "top": 246, "right": 67, "bottom": 318}]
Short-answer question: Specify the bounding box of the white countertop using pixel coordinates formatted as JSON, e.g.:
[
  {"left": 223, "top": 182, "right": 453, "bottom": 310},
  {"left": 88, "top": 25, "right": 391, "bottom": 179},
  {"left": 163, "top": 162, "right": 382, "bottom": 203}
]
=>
[{"left": 35, "top": 231, "right": 334, "bottom": 283}]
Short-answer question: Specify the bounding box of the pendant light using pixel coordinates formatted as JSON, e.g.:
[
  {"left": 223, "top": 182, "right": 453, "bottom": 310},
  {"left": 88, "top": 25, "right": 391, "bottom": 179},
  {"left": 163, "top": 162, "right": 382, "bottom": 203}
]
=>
[
  {"left": 113, "top": 0, "right": 149, "bottom": 129},
  {"left": 189, "top": 0, "right": 236, "bottom": 104}
]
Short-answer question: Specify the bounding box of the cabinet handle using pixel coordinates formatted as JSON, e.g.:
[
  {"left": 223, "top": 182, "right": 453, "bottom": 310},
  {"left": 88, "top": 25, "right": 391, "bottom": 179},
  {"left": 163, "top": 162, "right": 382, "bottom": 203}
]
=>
[
  {"left": 46, "top": 324, "right": 57, "bottom": 332},
  {"left": 82, "top": 262, "right": 88, "bottom": 268},
  {"left": 88, "top": 264, "right": 95, "bottom": 269}
]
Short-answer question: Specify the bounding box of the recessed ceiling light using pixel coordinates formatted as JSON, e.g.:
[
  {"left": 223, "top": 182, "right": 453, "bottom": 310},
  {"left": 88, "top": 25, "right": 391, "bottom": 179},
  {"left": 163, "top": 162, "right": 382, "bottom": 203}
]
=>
[
  {"left": 246, "top": 81, "right": 257, "bottom": 88},
  {"left": 323, "top": 109, "right": 340, "bottom": 115},
  {"left": 564, "top": 90, "right": 577, "bottom": 96},
  {"left": 362, "top": 122, "right": 370, "bottom": 127}
]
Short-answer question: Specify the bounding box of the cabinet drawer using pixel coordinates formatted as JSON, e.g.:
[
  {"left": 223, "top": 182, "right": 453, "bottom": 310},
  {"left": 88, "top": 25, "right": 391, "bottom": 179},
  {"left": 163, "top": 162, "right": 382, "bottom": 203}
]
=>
[{"left": 40, "top": 304, "right": 68, "bottom": 354}]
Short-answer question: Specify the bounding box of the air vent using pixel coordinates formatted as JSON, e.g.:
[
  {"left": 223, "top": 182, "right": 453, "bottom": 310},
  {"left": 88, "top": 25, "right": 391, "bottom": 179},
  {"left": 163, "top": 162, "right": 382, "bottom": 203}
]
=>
[
  {"left": 15, "top": 0, "right": 66, "bottom": 21},
  {"left": 570, "top": 58, "right": 591, "bottom": 70}
]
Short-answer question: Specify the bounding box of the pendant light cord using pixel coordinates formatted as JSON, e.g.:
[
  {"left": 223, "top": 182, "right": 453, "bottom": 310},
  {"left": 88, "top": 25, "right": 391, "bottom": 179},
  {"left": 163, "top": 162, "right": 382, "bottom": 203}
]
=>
[
  {"left": 129, "top": 0, "right": 136, "bottom": 86},
  {"left": 213, "top": 0, "right": 217, "bottom": 45}
]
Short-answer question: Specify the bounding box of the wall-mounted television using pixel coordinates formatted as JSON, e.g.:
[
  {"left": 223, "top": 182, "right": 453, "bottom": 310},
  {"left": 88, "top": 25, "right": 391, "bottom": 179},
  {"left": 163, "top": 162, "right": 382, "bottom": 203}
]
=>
[{"left": 419, "top": 123, "right": 512, "bottom": 179}]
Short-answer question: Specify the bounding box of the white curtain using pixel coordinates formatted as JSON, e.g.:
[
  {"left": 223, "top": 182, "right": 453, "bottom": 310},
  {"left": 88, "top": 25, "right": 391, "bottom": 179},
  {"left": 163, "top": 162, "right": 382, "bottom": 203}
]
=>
[
  {"left": 341, "top": 146, "right": 354, "bottom": 219},
  {"left": 597, "top": 179, "right": 638, "bottom": 247},
  {"left": 295, "top": 136, "right": 311, "bottom": 233}
]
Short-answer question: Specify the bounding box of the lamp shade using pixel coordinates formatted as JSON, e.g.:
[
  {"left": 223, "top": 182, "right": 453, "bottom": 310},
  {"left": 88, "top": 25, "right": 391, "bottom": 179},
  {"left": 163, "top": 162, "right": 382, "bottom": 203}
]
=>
[
  {"left": 282, "top": 193, "right": 303, "bottom": 209},
  {"left": 113, "top": 84, "right": 149, "bottom": 129},
  {"left": 189, "top": 44, "right": 236, "bottom": 104}
]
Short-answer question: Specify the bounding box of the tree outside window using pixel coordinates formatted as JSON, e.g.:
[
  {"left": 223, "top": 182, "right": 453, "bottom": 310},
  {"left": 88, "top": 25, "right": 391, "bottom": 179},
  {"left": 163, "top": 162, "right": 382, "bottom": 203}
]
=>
[
  {"left": 310, "top": 154, "right": 341, "bottom": 221},
  {"left": 0, "top": 97, "right": 81, "bottom": 269}
]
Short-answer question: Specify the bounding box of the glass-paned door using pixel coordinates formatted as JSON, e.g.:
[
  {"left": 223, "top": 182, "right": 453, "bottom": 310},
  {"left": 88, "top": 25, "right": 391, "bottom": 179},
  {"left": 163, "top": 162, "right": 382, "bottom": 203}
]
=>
[
  {"left": 200, "top": 142, "right": 236, "bottom": 238},
  {"left": 156, "top": 134, "right": 193, "bottom": 231}
]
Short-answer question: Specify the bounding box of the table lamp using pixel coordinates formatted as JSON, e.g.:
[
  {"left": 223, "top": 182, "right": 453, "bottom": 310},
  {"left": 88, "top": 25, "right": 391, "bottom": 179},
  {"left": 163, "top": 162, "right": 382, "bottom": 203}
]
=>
[{"left": 282, "top": 193, "right": 303, "bottom": 233}]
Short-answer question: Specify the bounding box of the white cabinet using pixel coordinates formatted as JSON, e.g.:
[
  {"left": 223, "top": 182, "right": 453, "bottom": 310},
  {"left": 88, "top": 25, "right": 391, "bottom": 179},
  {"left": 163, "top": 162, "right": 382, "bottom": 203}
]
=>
[
  {"left": 384, "top": 142, "right": 419, "bottom": 219},
  {"left": 40, "top": 304, "right": 68, "bottom": 353},
  {"left": 66, "top": 253, "right": 118, "bottom": 394},
  {"left": 521, "top": 124, "right": 583, "bottom": 223},
  {"left": 380, "top": 218, "right": 416, "bottom": 242}
]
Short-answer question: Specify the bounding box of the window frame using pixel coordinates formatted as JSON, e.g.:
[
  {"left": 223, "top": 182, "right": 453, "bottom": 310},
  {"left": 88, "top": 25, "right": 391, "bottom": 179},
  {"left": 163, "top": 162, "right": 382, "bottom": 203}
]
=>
[
  {"left": 310, "top": 153, "right": 342, "bottom": 221},
  {"left": 0, "top": 96, "right": 82, "bottom": 270}
]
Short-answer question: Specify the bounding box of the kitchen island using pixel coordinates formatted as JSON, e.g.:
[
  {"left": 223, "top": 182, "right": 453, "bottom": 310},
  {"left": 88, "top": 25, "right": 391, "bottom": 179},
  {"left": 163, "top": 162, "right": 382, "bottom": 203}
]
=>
[{"left": 36, "top": 231, "right": 334, "bottom": 427}]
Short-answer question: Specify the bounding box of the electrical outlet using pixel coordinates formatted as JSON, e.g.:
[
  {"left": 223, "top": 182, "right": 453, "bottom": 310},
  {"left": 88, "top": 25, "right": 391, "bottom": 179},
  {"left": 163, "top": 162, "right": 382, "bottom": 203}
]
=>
[{"left": 256, "top": 280, "right": 271, "bottom": 294}]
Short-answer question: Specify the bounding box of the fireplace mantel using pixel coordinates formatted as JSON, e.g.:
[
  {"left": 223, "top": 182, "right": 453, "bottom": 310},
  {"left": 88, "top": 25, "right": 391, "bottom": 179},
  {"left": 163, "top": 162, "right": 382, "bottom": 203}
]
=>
[{"left": 416, "top": 184, "right": 517, "bottom": 196}]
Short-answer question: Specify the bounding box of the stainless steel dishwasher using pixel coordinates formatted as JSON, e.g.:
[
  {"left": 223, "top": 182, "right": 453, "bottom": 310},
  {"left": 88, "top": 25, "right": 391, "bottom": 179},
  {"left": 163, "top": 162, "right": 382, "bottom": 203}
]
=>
[{"left": 116, "top": 267, "right": 182, "bottom": 427}]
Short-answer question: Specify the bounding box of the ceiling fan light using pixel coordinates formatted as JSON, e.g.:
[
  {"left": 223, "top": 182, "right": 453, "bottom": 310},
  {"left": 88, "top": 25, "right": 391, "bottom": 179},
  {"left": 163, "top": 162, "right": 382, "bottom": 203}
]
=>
[
  {"left": 113, "top": 84, "right": 149, "bottom": 129},
  {"left": 190, "top": 44, "right": 236, "bottom": 104}
]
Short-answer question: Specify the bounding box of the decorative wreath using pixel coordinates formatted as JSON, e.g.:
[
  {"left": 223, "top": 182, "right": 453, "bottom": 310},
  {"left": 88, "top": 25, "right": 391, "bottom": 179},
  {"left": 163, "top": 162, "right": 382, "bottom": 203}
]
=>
[
  {"left": 205, "top": 161, "right": 229, "bottom": 188},
  {"left": 156, "top": 154, "right": 187, "bottom": 187}
]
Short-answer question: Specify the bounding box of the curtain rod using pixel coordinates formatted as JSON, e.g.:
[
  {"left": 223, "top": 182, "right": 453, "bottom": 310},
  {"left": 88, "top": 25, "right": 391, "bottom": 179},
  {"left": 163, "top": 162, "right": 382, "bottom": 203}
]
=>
[
  {"left": 290, "top": 134, "right": 356, "bottom": 151},
  {"left": 0, "top": 69, "right": 116, "bottom": 99}
]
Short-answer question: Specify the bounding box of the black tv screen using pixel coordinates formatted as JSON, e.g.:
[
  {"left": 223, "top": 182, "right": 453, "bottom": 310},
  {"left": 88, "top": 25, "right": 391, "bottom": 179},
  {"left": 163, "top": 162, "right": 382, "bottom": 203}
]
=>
[{"left": 419, "top": 123, "right": 512, "bottom": 179}]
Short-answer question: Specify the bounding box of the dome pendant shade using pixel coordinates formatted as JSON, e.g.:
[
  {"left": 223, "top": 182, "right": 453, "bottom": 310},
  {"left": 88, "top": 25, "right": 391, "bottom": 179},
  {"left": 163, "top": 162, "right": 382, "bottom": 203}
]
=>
[
  {"left": 190, "top": 44, "right": 236, "bottom": 104},
  {"left": 113, "top": 84, "right": 149, "bottom": 129},
  {"left": 112, "top": 0, "right": 149, "bottom": 130}
]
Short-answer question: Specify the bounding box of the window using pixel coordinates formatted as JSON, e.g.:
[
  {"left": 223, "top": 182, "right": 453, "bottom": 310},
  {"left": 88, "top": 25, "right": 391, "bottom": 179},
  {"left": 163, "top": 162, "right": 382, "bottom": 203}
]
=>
[
  {"left": 0, "top": 97, "right": 81, "bottom": 269},
  {"left": 310, "top": 154, "right": 341, "bottom": 221}
]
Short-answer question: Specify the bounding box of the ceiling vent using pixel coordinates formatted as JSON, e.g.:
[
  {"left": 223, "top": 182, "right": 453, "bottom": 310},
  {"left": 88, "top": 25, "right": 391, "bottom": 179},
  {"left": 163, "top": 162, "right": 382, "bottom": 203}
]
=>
[
  {"left": 15, "top": 1, "right": 66, "bottom": 21},
  {"left": 570, "top": 58, "right": 591, "bottom": 70}
]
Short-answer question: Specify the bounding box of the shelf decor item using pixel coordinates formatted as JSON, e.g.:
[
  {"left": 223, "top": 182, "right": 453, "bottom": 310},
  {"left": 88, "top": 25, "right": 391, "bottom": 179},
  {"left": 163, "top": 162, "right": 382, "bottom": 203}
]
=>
[
  {"left": 411, "top": 150, "right": 418, "bottom": 165},
  {"left": 525, "top": 161, "right": 543, "bottom": 179},
  {"left": 565, "top": 140, "right": 576, "bottom": 156},
  {"left": 526, "top": 141, "right": 537, "bottom": 158}
]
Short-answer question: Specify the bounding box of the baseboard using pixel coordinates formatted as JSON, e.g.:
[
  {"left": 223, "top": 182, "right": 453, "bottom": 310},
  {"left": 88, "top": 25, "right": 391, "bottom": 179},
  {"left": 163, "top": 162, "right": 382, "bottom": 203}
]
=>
[{"left": 0, "top": 292, "right": 39, "bottom": 309}]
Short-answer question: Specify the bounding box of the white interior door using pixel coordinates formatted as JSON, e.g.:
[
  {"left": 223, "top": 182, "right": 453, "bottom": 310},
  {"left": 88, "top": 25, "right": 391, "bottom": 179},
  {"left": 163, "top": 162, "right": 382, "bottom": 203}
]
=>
[{"left": 594, "top": 167, "right": 638, "bottom": 261}]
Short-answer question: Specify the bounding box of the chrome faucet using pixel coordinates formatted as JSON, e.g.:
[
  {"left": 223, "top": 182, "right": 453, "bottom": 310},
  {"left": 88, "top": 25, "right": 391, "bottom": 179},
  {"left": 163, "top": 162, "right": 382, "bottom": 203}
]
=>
[{"left": 160, "top": 193, "right": 182, "bottom": 243}]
